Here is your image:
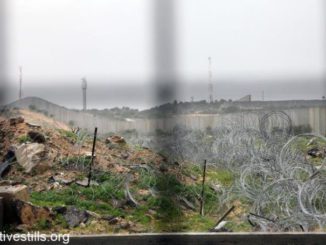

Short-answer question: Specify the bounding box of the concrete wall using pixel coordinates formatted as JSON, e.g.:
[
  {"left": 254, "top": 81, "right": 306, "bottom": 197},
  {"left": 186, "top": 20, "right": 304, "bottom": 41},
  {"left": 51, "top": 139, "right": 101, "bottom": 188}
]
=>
[{"left": 7, "top": 97, "right": 326, "bottom": 135}]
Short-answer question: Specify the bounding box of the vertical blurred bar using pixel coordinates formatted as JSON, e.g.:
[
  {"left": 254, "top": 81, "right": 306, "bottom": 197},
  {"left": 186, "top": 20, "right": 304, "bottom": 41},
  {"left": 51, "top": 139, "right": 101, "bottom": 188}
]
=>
[
  {"left": 153, "top": 0, "right": 178, "bottom": 105},
  {"left": 0, "top": 0, "right": 7, "bottom": 105},
  {"left": 323, "top": 0, "right": 326, "bottom": 97}
]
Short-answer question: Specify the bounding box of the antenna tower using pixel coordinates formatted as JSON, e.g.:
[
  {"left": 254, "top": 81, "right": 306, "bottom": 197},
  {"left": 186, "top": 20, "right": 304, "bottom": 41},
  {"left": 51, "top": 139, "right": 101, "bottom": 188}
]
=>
[{"left": 81, "top": 77, "right": 87, "bottom": 111}]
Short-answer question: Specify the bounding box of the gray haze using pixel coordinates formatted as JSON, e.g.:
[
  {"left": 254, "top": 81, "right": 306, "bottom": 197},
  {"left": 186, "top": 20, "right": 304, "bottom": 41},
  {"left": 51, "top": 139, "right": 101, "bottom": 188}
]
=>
[{"left": 2, "top": 0, "right": 326, "bottom": 109}]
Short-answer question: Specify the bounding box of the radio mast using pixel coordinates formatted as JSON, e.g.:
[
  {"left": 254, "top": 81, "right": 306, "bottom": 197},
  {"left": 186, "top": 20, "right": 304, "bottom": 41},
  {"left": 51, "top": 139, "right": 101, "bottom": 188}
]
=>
[{"left": 81, "top": 77, "right": 87, "bottom": 111}]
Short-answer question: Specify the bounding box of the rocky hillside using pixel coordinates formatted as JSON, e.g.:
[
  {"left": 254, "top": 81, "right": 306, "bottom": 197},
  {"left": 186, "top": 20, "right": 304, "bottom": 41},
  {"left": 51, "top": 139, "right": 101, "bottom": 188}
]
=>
[{"left": 0, "top": 109, "right": 243, "bottom": 234}]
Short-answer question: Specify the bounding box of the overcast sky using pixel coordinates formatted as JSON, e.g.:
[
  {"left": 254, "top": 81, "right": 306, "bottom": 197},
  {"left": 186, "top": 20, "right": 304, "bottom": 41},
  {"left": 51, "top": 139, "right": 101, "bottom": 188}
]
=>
[{"left": 3, "top": 0, "right": 326, "bottom": 109}]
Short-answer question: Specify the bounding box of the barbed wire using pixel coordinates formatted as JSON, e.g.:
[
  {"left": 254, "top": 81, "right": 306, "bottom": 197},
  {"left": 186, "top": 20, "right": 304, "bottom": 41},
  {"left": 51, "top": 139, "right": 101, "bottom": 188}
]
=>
[{"left": 125, "top": 111, "right": 325, "bottom": 231}]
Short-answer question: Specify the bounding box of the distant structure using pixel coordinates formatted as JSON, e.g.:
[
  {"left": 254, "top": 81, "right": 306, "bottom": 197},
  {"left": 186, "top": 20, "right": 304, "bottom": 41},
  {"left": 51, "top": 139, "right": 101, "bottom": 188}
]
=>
[
  {"left": 208, "top": 57, "right": 213, "bottom": 103},
  {"left": 81, "top": 77, "right": 87, "bottom": 111},
  {"left": 238, "top": 94, "right": 252, "bottom": 102},
  {"left": 262, "top": 91, "right": 265, "bottom": 101},
  {"left": 19, "top": 66, "right": 22, "bottom": 100}
]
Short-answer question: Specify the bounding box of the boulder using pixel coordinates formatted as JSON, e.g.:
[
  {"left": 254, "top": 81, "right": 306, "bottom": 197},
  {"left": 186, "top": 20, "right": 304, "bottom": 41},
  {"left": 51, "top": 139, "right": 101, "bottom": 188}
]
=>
[
  {"left": 0, "top": 185, "right": 29, "bottom": 223},
  {"left": 63, "top": 206, "right": 89, "bottom": 228},
  {"left": 27, "top": 131, "right": 46, "bottom": 143},
  {"left": 0, "top": 185, "right": 29, "bottom": 202},
  {"left": 15, "top": 143, "right": 54, "bottom": 173},
  {"left": 53, "top": 206, "right": 89, "bottom": 228},
  {"left": 14, "top": 200, "right": 52, "bottom": 226},
  {"left": 9, "top": 117, "right": 24, "bottom": 126}
]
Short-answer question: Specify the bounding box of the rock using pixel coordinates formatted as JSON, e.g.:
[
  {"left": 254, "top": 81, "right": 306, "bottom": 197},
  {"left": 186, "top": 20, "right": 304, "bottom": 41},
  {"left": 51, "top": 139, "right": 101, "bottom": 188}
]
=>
[
  {"left": 115, "top": 165, "right": 129, "bottom": 173},
  {"left": 159, "top": 163, "right": 168, "bottom": 172},
  {"left": 47, "top": 176, "right": 55, "bottom": 184},
  {"left": 9, "top": 117, "right": 24, "bottom": 126},
  {"left": 63, "top": 206, "right": 89, "bottom": 228},
  {"left": 0, "top": 185, "right": 29, "bottom": 224},
  {"left": 119, "top": 220, "right": 132, "bottom": 229},
  {"left": 53, "top": 175, "right": 74, "bottom": 185},
  {"left": 106, "top": 135, "right": 126, "bottom": 144},
  {"left": 190, "top": 174, "right": 198, "bottom": 181},
  {"left": 14, "top": 200, "right": 52, "bottom": 226},
  {"left": 76, "top": 178, "right": 99, "bottom": 187},
  {"left": 0, "top": 185, "right": 29, "bottom": 202},
  {"left": 50, "top": 182, "right": 61, "bottom": 190},
  {"left": 307, "top": 148, "right": 325, "bottom": 158},
  {"left": 52, "top": 206, "right": 67, "bottom": 214},
  {"left": 148, "top": 209, "right": 157, "bottom": 216},
  {"left": 86, "top": 210, "right": 101, "bottom": 219},
  {"left": 15, "top": 143, "right": 53, "bottom": 173},
  {"left": 27, "top": 131, "right": 46, "bottom": 143},
  {"left": 26, "top": 122, "right": 41, "bottom": 128},
  {"left": 101, "top": 215, "right": 119, "bottom": 224},
  {"left": 210, "top": 183, "right": 222, "bottom": 193},
  {"left": 15, "top": 224, "right": 29, "bottom": 232},
  {"left": 138, "top": 189, "right": 150, "bottom": 196},
  {"left": 121, "top": 153, "right": 129, "bottom": 160},
  {"left": 84, "top": 152, "right": 96, "bottom": 158},
  {"left": 0, "top": 180, "right": 20, "bottom": 186}
]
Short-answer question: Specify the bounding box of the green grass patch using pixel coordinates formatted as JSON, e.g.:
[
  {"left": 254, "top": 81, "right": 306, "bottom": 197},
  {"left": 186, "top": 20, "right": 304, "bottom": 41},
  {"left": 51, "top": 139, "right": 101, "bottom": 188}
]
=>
[
  {"left": 59, "top": 156, "right": 91, "bottom": 170},
  {"left": 18, "top": 135, "right": 31, "bottom": 143},
  {"left": 30, "top": 183, "right": 126, "bottom": 216},
  {"left": 58, "top": 129, "right": 78, "bottom": 143},
  {"left": 224, "top": 220, "right": 252, "bottom": 232},
  {"left": 207, "top": 168, "right": 234, "bottom": 187}
]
